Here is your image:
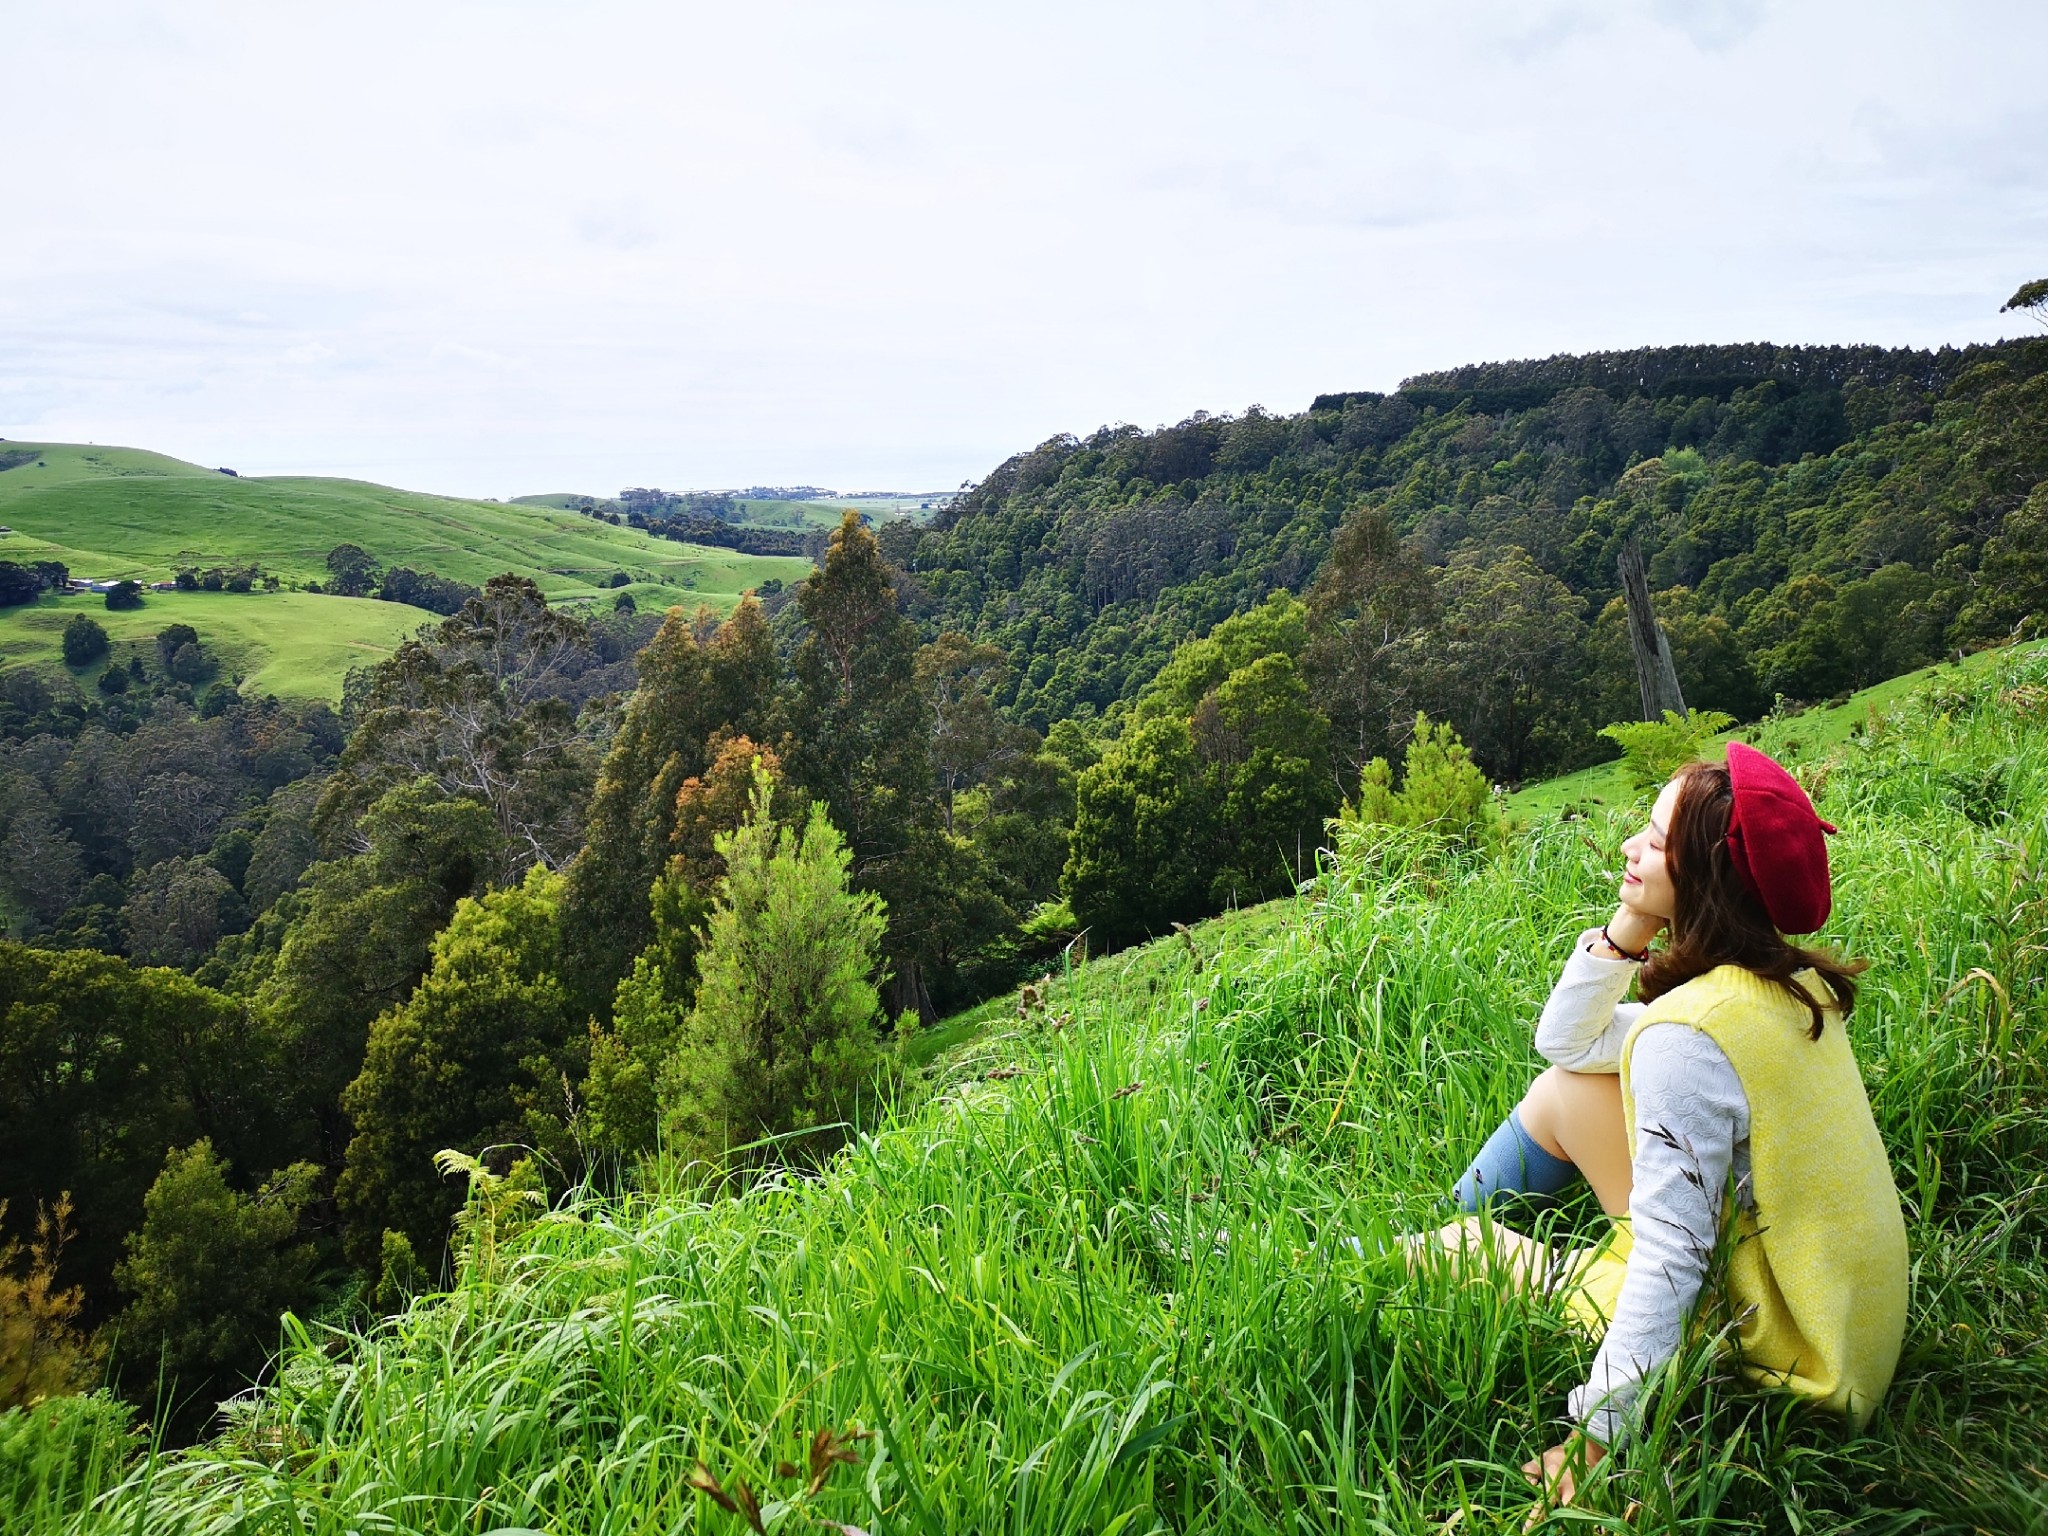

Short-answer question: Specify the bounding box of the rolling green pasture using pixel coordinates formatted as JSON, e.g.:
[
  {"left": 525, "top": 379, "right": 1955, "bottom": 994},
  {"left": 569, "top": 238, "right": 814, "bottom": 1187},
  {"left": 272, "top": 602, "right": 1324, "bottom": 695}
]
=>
[
  {"left": 0, "top": 442, "right": 809, "bottom": 605},
  {"left": 26, "top": 644, "right": 2046, "bottom": 1535},
  {"left": 0, "top": 590, "right": 429, "bottom": 701},
  {"left": 0, "top": 441, "right": 811, "bottom": 697}
]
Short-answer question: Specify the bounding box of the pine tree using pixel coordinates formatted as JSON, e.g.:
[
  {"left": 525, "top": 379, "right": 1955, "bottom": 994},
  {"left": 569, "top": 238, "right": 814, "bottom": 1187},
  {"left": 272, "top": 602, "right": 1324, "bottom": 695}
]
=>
[
  {"left": 658, "top": 767, "right": 889, "bottom": 1166},
  {"left": 1335, "top": 713, "right": 1499, "bottom": 850},
  {"left": 581, "top": 737, "right": 793, "bottom": 1160}
]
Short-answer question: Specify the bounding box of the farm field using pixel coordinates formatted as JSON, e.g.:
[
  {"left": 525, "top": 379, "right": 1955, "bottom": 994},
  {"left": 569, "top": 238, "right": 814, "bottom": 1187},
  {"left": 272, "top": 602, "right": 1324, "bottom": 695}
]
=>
[
  {"left": 0, "top": 589, "right": 429, "bottom": 702},
  {"left": 0, "top": 441, "right": 812, "bottom": 696},
  {"left": 0, "top": 442, "right": 810, "bottom": 606},
  {"left": 28, "top": 642, "right": 2047, "bottom": 1536}
]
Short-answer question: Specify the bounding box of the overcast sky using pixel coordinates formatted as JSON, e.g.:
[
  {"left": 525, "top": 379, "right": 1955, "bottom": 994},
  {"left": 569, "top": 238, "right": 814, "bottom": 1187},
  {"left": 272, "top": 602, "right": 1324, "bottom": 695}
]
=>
[{"left": 2, "top": 1, "right": 2041, "bottom": 499}]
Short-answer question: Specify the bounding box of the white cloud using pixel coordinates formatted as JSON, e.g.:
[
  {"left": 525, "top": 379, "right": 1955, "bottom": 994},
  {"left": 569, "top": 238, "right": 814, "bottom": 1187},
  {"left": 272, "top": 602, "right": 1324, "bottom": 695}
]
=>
[{"left": 0, "top": 0, "right": 2040, "bottom": 498}]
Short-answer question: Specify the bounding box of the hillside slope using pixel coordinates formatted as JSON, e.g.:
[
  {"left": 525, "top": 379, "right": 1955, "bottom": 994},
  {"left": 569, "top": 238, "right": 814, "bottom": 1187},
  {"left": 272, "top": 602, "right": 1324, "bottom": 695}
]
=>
[
  {"left": 0, "top": 589, "right": 435, "bottom": 702},
  {"left": 0, "top": 441, "right": 811, "bottom": 601},
  {"left": 36, "top": 643, "right": 2047, "bottom": 1535},
  {"left": 0, "top": 441, "right": 814, "bottom": 697}
]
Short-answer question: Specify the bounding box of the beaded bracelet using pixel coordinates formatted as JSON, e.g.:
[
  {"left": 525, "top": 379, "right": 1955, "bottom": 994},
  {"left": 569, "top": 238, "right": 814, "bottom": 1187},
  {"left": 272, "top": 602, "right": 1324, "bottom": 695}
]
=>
[{"left": 1600, "top": 923, "right": 1651, "bottom": 964}]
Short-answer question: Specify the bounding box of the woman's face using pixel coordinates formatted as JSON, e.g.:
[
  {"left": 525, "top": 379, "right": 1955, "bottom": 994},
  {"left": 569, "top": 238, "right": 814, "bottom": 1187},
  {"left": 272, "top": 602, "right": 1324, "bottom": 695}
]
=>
[{"left": 1619, "top": 777, "right": 1683, "bottom": 920}]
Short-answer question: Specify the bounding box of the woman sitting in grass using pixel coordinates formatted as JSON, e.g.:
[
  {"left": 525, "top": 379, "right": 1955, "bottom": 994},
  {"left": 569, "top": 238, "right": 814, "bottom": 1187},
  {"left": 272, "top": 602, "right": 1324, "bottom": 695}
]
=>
[{"left": 1443, "top": 743, "right": 1908, "bottom": 1511}]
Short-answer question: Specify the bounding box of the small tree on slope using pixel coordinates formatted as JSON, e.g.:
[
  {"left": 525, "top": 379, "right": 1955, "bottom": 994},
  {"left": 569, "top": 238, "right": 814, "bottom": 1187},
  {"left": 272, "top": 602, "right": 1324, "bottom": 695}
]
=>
[{"left": 658, "top": 764, "right": 890, "bottom": 1167}]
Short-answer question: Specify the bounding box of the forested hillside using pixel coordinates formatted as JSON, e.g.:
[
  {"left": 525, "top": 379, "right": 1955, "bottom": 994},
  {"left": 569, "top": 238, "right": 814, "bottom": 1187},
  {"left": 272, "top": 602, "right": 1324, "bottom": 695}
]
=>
[{"left": 897, "top": 338, "right": 2048, "bottom": 779}]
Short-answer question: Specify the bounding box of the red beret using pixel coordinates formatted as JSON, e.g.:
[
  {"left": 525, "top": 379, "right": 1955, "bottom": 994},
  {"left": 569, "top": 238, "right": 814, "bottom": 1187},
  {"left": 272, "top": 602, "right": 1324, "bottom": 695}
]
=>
[{"left": 1724, "top": 741, "right": 1836, "bottom": 934}]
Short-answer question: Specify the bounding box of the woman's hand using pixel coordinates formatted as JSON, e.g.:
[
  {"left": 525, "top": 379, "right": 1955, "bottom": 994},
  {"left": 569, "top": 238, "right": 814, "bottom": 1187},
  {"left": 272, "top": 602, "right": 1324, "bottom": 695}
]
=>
[
  {"left": 1601, "top": 902, "right": 1665, "bottom": 959},
  {"left": 1520, "top": 1435, "right": 1604, "bottom": 1526}
]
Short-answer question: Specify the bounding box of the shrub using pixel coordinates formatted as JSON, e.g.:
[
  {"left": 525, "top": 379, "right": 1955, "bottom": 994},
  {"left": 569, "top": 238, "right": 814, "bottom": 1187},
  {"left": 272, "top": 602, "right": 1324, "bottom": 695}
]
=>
[
  {"left": 59, "top": 615, "right": 108, "bottom": 668},
  {"left": 0, "top": 1196, "right": 96, "bottom": 1411},
  {"left": 103, "top": 581, "right": 143, "bottom": 611},
  {"left": 94, "top": 665, "right": 128, "bottom": 696},
  {"left": 1334, "top": 712, "right": 1500, "bottom": 849}
]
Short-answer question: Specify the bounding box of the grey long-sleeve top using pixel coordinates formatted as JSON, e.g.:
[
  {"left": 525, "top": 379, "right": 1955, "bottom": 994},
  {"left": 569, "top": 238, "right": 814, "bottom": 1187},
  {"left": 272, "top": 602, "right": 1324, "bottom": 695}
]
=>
[{"left": 1534, "top": 931, "right": 1753, "bottom": 1447}]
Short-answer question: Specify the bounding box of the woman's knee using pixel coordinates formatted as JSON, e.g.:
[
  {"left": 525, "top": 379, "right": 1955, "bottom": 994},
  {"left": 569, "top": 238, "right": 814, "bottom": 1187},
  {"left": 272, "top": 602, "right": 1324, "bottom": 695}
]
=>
[
  {"left": 1518, "top": 1065, "right": 1621, "bottom": 1159},
  {"left": 1515, "top": 1065, "right": 1570, "bottom": 1151}
]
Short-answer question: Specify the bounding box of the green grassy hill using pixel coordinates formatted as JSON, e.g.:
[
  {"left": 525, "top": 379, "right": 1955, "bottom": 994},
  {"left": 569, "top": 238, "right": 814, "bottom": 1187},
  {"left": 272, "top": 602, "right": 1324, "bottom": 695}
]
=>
[
  {"left": 25, "top": 643, "right": 2045, "bottom": 1535},
  {"left": 0, "top": 589, "right": 427, "bottom": 702},
  {"left": 0, "top": 441, "right": 814, "bottom": 698}
]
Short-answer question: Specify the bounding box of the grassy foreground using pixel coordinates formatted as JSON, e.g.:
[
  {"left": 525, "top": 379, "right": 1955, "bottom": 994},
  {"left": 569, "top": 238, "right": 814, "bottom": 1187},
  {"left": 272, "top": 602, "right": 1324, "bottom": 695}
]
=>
[{"left": 15, "top": 651, "right": 2048, "bottom": 1533}]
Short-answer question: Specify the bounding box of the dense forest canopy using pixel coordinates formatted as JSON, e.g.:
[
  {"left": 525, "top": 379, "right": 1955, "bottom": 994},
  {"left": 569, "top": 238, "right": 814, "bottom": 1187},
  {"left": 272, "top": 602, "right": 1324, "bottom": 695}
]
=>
[
  {"left": 2, "top": 330, "right": 2045, "bottom": 1443},
  {"left": 896, "top": 337, "right": 2047, "bottom": 768}
]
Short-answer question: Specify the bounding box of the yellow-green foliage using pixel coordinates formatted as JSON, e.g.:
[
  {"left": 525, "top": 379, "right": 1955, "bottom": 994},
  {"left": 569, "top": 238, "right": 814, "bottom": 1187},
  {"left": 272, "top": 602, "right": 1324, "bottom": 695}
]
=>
[
  {"left": 1598, "top": 708, "right": 1739, "bottom": 788},
  {"left": 1336, "top": 712, "right": 1500, "bottom": 849},
  {"left": 0, "top": 1198, "right": 94, "bottom": 1412},
  {"left": 0, "top": 1391, "right": 138, "bottom": 1532},
  {"left": 431, "top": 1151, "right": 546, "bottom": 1279},
  {"left": 657, "top": 769, "right": 891, "bottom": 1166}
]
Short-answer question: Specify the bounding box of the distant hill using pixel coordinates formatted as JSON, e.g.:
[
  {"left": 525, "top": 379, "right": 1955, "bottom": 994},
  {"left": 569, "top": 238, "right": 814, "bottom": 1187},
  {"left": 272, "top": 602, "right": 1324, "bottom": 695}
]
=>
[
  {"left": 0, "top": 441, "right": 815, "bottom": 698},
  {"left": 514, "top": 487, "right": 950, "bottom": 536}
]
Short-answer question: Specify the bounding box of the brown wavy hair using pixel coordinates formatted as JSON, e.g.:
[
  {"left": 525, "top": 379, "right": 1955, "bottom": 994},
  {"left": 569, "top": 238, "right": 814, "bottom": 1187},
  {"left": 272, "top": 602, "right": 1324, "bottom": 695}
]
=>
[{"left": 1636, "top": 760, "right": 1866, "bottom": 1039}]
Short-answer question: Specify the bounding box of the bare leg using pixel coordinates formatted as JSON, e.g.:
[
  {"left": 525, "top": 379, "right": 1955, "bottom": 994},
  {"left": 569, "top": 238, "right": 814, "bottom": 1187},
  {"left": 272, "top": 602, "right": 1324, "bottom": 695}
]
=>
[{"left": 1514, "top": 1066, "right": 1632, "bottom": 1216}]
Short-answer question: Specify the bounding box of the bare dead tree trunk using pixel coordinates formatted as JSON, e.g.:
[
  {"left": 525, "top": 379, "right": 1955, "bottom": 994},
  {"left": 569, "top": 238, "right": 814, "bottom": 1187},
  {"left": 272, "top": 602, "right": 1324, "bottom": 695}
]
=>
[{"left": 1619, "top": 540, "right": 1688, "bottom": 720}]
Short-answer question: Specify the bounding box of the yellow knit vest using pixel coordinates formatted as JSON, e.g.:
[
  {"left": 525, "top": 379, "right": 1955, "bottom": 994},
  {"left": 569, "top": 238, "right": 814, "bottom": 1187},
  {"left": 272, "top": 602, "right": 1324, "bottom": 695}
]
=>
[{"left": 1615, "top": 965, "right": 1909, "bottom": 1425}]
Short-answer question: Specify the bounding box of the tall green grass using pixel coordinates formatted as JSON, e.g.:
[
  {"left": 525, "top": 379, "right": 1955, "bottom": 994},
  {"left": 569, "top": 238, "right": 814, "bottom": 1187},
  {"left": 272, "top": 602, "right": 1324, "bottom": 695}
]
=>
[{"left": 23, "top": 652, "right": 2048, "bottom": 1534}]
